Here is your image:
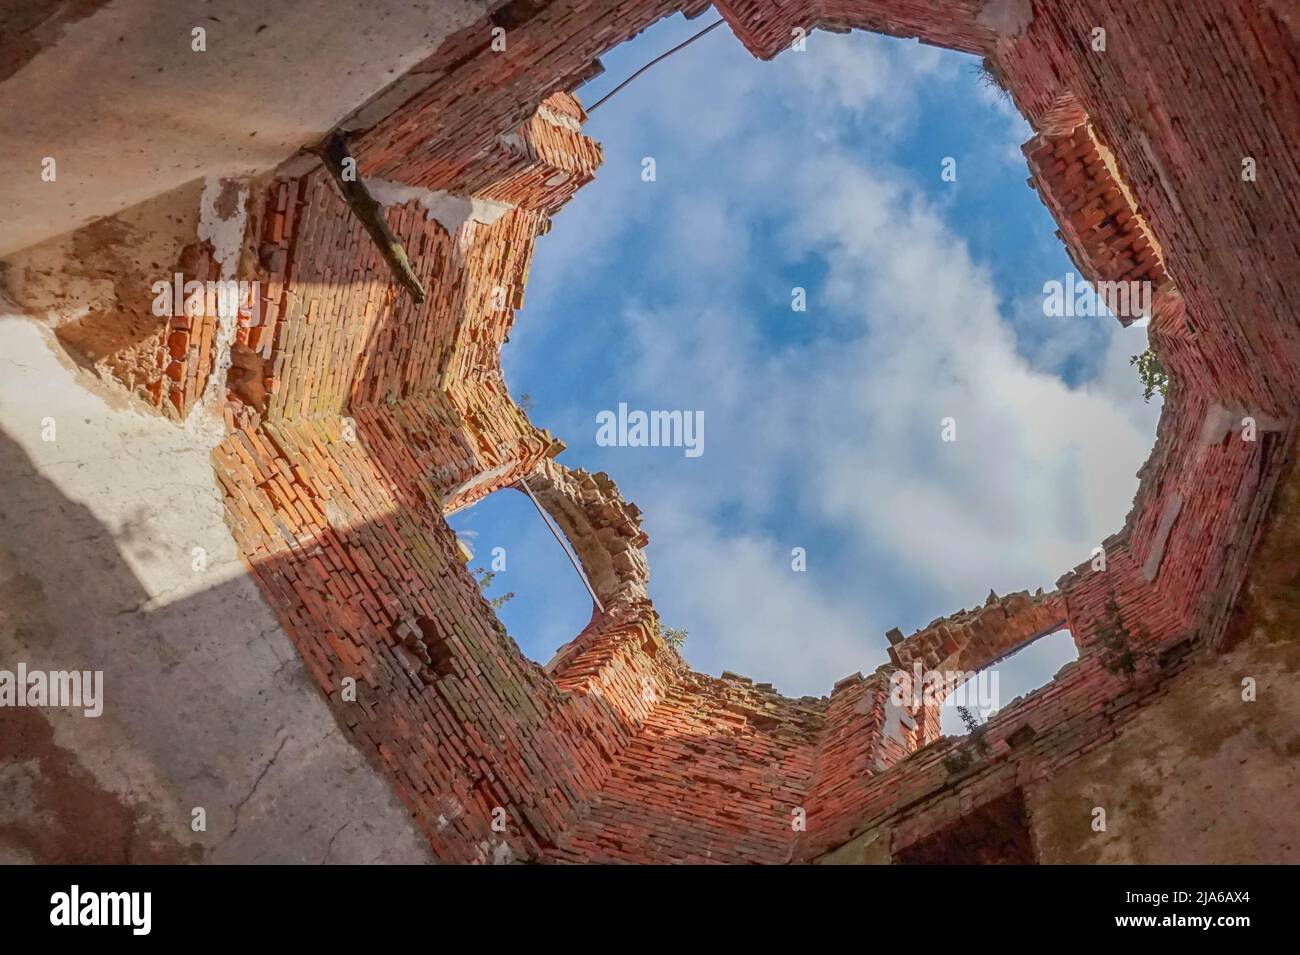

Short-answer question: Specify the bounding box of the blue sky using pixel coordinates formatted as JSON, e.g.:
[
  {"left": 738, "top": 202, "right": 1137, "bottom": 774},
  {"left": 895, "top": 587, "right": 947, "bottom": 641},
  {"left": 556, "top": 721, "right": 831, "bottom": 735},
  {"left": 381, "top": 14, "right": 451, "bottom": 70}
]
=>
[{"left": 448, "top": 14, "right": 1160, "bottom": 727}]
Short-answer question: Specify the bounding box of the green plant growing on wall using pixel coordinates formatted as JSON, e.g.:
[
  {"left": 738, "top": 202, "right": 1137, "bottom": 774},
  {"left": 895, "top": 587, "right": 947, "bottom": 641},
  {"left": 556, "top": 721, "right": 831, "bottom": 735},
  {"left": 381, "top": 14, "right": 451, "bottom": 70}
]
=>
[
  {"left": 472, "top": 567, "right": 515, "bottom": 610},
  {"left": 660, "top": 625, "right": 687, "bottom": 650},
  {"left": 943, "top": 705, "right": 992, "bottom": 774},
  {"left": 1131, "top": 347, "right": 1169, "bottom": 402},
  {"left": 973, "top": 57, "right": 1012, "bottom": 103},
  {"left": 958, "top": 705, "right": 992, "bottom": 757}
]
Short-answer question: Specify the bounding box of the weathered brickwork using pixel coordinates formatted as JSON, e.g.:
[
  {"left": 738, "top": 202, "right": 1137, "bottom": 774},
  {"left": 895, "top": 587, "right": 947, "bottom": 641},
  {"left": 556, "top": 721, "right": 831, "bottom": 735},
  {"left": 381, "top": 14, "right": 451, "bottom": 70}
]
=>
[
  {"left": 886, "top": 589, "right": 1066, "bottom": 676},
  {"left": 993, "top": 0, "right": 1300, "bottom": 415},
  {"left": 456, "top": 93, "right": 605, "bottom": 216},
  {"left": 717, "top": 0, "right": 998, "bottom": 58},
  {"left": 15, "top": 0, "right": 1287, "bottom": 862},
  {"left": 548, "top": 671, "right": 825, "bottom": 863},
  {"left": 527, "top": 459, "right": 650, "bottom": 610},
  {"left": 215, "top": 422, "right": 590, "bottom": 862},
  {"left": 148, "top": 238, "right": 240, "bottom": 419},
  {"left": 348, "top": 1, "right": 700, "bottom": 192},
  {"left": 880, "top": 589, "right": 1066, "bottom": 746},
  {"left": 1024, "top": 119, "right": 1170, "bottom": 323},
  {"left": 46, "top": 225, "right": 232, "bottom": 421},
  {"left": 0, "top": 177, "right": 257, "bottom": 423},
  {"left": 804, "top": 544, "right": 1194, "bottom": 859}
]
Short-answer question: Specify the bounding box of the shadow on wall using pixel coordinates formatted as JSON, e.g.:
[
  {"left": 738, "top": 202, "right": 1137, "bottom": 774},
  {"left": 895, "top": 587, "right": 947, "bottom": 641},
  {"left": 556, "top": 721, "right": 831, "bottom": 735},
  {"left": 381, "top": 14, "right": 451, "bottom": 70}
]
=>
[
  {"left": 0, "top": 428, "right": 198, "bottom": 863},
  {"left": 0, "top": 427, "right": 433, "bottom": 864},
  {"left": 213, "top": 402, "right": 840, "bottom": 863}
]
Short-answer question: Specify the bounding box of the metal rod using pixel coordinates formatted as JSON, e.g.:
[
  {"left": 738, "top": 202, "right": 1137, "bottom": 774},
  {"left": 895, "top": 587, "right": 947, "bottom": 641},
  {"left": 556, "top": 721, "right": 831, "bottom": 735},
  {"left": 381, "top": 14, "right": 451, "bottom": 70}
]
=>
[
  {"left": 518, "top": 475, "right": 606, "bottom": 614},
  {"left": 586, "top": 18, "right": 726, "bottom": 113}
]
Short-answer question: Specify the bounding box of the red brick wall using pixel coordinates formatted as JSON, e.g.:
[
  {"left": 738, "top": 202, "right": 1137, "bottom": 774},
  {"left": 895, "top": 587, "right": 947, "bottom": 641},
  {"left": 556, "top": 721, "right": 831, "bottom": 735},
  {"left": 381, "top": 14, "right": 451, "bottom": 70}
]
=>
[
  {"left": 351, "top": 1, "right": 692, "bottom": 191},
  {"left": 199, "top": 0, "right": 1299, "bottom": 863},
  {"left": 995, "top": 0, "right": 1300, "bottom": 414},
  {"left": 214, "top": 416, "right": 659, "bottom": 862},
  {"left": 1024, "top": 120, "right": 1170, "bottom": 324},
  {"left": 548, "top": 669, "right": 825, "bottom": 863},
  {"left": 715, "top": 0, "right": 998, "bottom": 59}
]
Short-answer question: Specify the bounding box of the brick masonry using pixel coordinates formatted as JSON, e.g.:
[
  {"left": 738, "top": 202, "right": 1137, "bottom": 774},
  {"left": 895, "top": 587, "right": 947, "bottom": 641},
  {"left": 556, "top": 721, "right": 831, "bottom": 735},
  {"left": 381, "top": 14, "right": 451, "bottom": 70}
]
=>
[{"left": 29, "top": 0, "right": 1299, "bottom": 862}]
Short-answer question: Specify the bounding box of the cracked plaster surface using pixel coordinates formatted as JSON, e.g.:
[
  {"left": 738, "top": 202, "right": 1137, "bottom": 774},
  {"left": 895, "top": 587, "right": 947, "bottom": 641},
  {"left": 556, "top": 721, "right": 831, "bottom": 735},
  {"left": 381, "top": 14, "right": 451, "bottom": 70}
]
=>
[{"left": 0, "top": 316, "right": 433, "bottom": 863}]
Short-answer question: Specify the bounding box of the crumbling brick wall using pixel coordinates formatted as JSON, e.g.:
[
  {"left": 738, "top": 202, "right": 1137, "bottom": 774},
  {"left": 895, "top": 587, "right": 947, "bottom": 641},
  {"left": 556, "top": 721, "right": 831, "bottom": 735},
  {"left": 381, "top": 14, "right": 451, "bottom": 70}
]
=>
[
  {"left": 202, "top": 0, "right": 1298, "bottom": 864},
  {"left": 1023, "top": 114, "right": 1170, "bottom": 324},
  {"left": 18, "top": 0, "right": 1296, "bottom": 863},
  {"left": 716, "top": 0, "right": 1001, "bottom": 58}
]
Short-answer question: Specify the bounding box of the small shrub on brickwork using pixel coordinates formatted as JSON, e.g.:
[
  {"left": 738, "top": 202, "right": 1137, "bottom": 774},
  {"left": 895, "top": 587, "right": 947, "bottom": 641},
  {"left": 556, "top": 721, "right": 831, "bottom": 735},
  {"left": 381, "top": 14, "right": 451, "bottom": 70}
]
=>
[
  {"left": 1131, "top": 347, "right": 1169, "bottom": 402},
  {"left": 958, "top": 705, "right": 992, "bottom": 757},
  {"left": 973, "top": 57, "right": 1012, "bottom": 103},
  {"left": 660, "top": 625, "right": 687, "bottom": 650},
  {"left": 473, "top": 567, "right": 515, "bottom": 610},
  {"left": 943, "top": 706, "right": 991, "bottom": 774}
]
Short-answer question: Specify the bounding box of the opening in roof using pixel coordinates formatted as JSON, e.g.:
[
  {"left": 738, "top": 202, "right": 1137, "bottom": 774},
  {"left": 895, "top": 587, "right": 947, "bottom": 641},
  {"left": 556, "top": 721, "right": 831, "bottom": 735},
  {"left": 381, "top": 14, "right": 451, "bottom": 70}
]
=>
[{"left": 498, "top": 12, "right": 1159, "bottom": 698}]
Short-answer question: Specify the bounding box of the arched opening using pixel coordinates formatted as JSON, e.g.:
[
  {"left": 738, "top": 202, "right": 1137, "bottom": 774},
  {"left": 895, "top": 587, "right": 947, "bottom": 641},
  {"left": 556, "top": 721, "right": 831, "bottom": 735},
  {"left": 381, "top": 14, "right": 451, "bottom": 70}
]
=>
[
  {"left": 938, "top": 627, "right": 1080, "bottom": 737},
  {"left": 446, "top": 488, "right": 598, "bottom": 665}
]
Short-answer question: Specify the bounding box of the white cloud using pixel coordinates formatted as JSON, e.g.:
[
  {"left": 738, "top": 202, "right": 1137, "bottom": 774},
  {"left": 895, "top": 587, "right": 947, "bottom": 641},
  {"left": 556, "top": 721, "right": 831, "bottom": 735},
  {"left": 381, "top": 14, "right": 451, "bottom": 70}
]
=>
[
  {"left": 781, "top": 30, "right": 951, "bottom": 133},
  {"left": 646, "top": 499, "right": 871, "bottom": 692},
  {"left": 621, "top": 148, "right": 1158, "bottom": 695}
]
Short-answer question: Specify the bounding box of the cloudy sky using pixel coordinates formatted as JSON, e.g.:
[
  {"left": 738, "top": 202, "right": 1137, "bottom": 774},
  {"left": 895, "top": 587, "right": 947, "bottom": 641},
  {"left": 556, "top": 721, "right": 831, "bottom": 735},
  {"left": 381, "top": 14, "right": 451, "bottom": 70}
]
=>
[{"left": 448, "top": 13, "right": 1161, "bottom": 723}]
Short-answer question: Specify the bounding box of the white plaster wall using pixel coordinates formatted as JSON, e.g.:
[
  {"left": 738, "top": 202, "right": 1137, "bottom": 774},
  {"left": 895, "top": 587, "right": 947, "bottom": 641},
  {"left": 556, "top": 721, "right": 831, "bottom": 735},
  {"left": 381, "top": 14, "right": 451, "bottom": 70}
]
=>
[
  {"left": 0, "top": 0, "right": 493, "bottom": 256},
  {"left": 0, "top": 315, "right": 434, "bottom": 862}
]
